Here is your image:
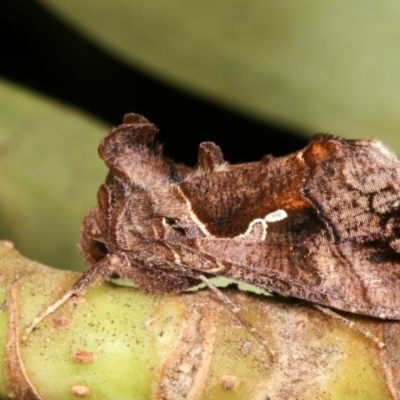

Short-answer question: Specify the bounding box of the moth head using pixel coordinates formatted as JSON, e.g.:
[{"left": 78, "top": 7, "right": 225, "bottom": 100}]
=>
[
  {"left": 79, "top": 209, "right": 110, "bottom": 267},
  {"left": 80, "top": 177, "right": 157, "bottom": 265}
]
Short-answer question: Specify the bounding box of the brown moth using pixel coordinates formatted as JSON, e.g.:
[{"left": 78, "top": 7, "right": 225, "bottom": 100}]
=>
[{"left": 26, "top": 113, "right": 400, "bottom": 337}]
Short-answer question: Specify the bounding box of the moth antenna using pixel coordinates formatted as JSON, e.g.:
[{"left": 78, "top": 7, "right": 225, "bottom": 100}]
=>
[
  {"left": 197, "top": 274, "right": 275, "bottom": 358},
  {"left": 23, "top": 255, "right": 117, "bottom": 342},
  {"left": 313, "top": 305, "right": 385, "bottom": 349}
]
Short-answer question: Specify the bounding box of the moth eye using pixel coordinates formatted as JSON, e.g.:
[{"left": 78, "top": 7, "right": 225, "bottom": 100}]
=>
[{"left": 89, "top": 239, "right": 109, "bottom": 262}]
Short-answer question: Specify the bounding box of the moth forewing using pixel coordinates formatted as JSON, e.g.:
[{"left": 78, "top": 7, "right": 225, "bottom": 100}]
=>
[{"left": 25, "top": 113, "right": 400, "bottom": 349}]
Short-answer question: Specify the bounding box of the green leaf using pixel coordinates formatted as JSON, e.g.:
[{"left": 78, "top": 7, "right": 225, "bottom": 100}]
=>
[
  {"left": 0, "top": 79, "right": 108, "bottom": 270},
  {"left": 38, "top": 0, "right": 400, "bottom": 153}
]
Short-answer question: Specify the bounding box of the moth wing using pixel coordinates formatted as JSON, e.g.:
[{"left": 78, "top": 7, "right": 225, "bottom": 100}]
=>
[
  {"left": 173, "top": 135, "right": 400, "bottom": 319},
  {"left": 302, "top": 134, "right": 400, "bottom": 242},
  {"left": 177, "top": 153, "right": 307, "bottom": 238},
  {"left": 183, "top": 235, "right": 400, "bottom": 320}
]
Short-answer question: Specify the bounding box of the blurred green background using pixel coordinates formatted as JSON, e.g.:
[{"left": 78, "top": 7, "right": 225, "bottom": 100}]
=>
[{"left": 1, "top": 1, "right": 400, "bottom": 271}]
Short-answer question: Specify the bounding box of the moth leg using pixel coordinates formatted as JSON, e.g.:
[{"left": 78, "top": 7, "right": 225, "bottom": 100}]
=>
[
  {"left": 313, "top": 305, "right": 385, "bottom": 349},
  {"left": 23, "top": 254, "right": 120, "bottom": 341},
  {"left": 197, "top": 274, "right": 275, "bottom": 358}
]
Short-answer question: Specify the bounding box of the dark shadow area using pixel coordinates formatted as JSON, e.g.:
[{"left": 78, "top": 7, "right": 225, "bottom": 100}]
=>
[{"left": 0, "top": 0, "right": 308, "bottom": 165}]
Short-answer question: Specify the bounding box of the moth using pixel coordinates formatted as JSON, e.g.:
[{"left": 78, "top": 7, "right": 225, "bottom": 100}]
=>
[{"left": 27, "top": 113, "right": 400, "bottom": 338}]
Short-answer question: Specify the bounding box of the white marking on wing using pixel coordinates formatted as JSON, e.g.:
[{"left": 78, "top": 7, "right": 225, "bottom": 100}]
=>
[
  {"left": 176, "top": 186, "right": 213, "bottom": 237},
  {"left": 235, "top": 209, "right": 287, "bottom": 241},
  {"left": 265, "top": 209, "right": 287, "bottom": 222}
]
